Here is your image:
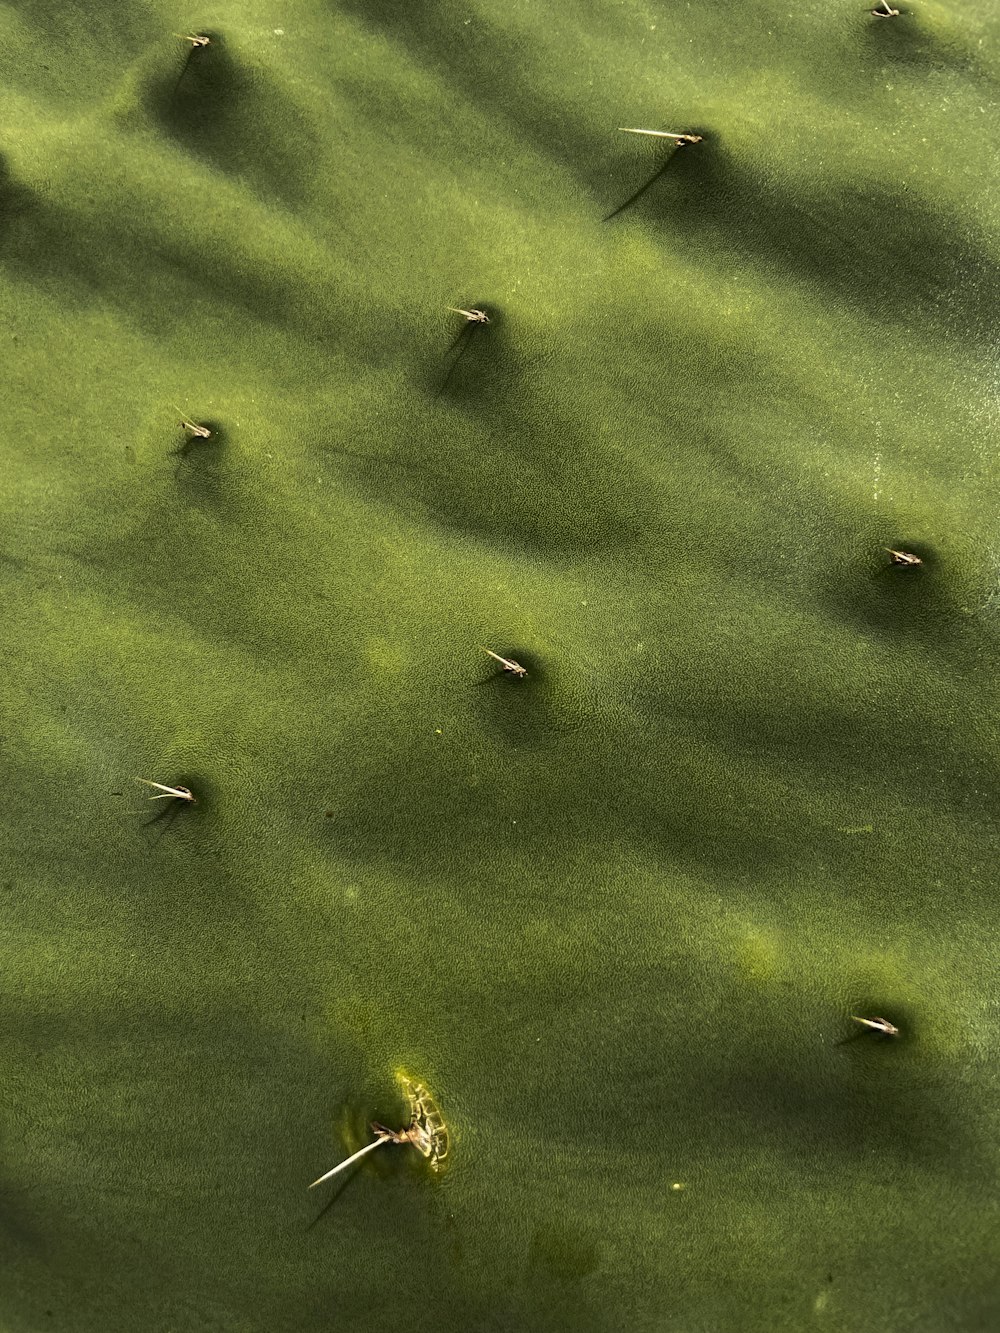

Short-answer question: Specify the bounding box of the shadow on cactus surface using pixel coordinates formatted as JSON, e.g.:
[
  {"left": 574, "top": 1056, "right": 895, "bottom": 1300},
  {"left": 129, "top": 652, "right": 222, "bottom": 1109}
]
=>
[{"left": 2, "top": 0, "right": 1000, "bottom": 1330}]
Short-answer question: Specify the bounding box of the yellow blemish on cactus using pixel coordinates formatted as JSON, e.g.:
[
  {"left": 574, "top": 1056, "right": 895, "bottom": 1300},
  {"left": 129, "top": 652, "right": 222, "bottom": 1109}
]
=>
[
  {"left": 736, "top": 927, "right": 780, "bottom": 983},
  {"left": 392, "top": 1069, "right": 450, "bottom": 1171},
  {"left": 308, "top": 1070, "right": 449, "bottom": 1190},
  {"left": 364, "top": 636, "right": 407, "bottom": 675}
]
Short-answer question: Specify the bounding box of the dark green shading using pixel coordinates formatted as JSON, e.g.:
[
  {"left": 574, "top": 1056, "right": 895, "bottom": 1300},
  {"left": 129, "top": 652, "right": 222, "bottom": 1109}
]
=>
[
  {"left": 613, "top": 136, "right": 1000, "bottom": 342},
  {"left": 171, "top": 420, "right": 229, "bottom": 508},
  {"left": 146, "top": 35, "right": 321, "bottom": 207},
  {"left": 0, "top": 154, "right": 34, "bottom": 244},
  {"left": 859, "top": 6, "right": 973, "bottom": 71},
  {"left": 326, "top": 367, "right": 652, "bottom": 554},
  {"left": 603, "top": 139, "right": 696, "bottom": 222}
]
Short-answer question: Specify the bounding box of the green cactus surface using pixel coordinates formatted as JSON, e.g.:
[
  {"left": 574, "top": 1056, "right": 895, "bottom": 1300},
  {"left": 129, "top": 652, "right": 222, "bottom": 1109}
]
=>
[{"left": 2, "top": 1, "right": 1000, "bottom": 1329}]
